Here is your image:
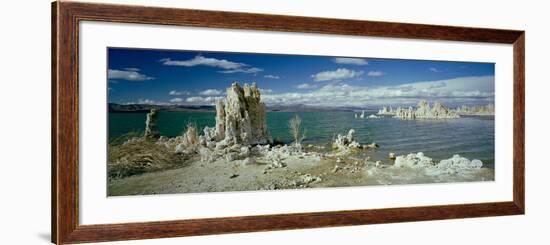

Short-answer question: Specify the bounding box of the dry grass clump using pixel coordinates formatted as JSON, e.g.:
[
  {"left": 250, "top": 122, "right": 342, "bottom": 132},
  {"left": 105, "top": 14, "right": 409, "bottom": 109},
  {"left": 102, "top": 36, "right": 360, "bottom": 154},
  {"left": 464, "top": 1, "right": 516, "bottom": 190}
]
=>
[
  {"left": 108, "top": 139, "right": 186, "bottom": 179},
  {"left": 108, "top": 131, "right": 142, "bottom": 146},
  {"left": 181, "top": 122, "right": 200, "bottom": 149}
]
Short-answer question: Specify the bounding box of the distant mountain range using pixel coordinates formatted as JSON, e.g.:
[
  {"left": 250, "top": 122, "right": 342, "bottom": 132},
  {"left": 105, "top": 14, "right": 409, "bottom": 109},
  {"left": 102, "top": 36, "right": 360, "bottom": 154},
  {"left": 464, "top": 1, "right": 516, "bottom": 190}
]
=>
[
  {"left": 108, "top": 103, "right": 363, "bottom": 113},
  {"left": 108, "top": 103, "right": 214, "bottom": 112}
]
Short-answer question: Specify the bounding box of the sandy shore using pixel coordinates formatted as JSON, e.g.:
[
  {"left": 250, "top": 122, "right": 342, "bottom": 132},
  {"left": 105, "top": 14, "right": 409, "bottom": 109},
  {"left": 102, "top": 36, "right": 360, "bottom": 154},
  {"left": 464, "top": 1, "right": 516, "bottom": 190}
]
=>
[{"left": 108, "top": 148, "right": 494, "bottom": 196}]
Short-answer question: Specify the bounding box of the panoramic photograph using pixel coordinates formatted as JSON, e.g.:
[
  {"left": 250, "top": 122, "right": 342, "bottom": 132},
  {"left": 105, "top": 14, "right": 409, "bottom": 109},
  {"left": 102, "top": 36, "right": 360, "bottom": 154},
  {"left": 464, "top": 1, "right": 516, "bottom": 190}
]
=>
[{"left": 107, "top": 47, "right": 495, "bottom": 196}]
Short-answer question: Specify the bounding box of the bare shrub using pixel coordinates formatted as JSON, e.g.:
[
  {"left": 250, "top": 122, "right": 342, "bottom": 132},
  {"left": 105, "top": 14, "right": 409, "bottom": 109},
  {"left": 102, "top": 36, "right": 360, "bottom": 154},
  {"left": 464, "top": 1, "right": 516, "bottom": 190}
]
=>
[{"left": 288, "top": 114, "right": 306, "bottom": 146}]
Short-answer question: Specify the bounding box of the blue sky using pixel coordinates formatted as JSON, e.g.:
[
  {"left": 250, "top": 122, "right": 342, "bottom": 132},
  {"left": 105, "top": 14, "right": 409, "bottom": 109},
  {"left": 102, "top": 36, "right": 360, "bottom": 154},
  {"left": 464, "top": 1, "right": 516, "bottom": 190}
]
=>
[{"left": 108, "top": 47, "right": 495, "bottom": 108}]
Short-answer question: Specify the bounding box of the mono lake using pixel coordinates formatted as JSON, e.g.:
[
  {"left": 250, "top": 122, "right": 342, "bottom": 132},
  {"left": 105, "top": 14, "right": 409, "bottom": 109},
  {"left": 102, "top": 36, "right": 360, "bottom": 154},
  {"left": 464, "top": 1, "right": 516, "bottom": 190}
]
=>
[{"left": 109, "top": 110, "right": 494, "bottom": 169}]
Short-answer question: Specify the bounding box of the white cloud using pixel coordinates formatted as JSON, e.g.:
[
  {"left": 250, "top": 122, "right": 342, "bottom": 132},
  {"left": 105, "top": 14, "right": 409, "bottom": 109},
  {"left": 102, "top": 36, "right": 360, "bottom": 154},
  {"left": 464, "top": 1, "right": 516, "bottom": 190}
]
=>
[
  {"left": 160, "top": 55, "right": 262, "bottom": 74},
  {"left": 428, "top": 81, "right": 446, "bottom": 89},
  {"left": 367, "top": 71, "right": 385, "bottom": 77},
  {"left": 260, "top": 88, "right": 273, "bottom": 94},
  {"left": 108, "top": 68, "right": 154, "bottom": 81},
  {"left": 296, "top": 83, "right": 318, "bottom": 89},
  {"left": 430, "top": 67, "right": 440, "bottom": 72},
  {"left": 262, "top": 76, "right": 494, "bottom": 107},
  {"left": 160, "top": 55, "right": 242, "bottom": 69},
  {"left": 121, "top": 99, "right": 171, "bottom": 105},
  {"left": 169, "top": 98, "right": 183, "bottom": 103},
  {"left": 186, "top": 96, "right": 223, "bottom": 105},
  {"left": 199, "top": 89, "right": 223, "bottom": 96},
  {"left": 311, "top": 68, "right": 364, "bottom": 82},
  {"left": 217, "top": 67, "right": 263, "bottom": 74},
  {"left": 264, "top": 75, "right": 280, "bottom": 79},
  {"left": 137, "top": 99, "right": 161, "bottom": 105},
  {"left": 332, "top": 57, "right": 368, "bottom": 65},
  {"left": 169, "top": 90, "right": 190, "bottom": 96},
  {"left": 185, "top": 97, "right": 204, "bottom": 103}
]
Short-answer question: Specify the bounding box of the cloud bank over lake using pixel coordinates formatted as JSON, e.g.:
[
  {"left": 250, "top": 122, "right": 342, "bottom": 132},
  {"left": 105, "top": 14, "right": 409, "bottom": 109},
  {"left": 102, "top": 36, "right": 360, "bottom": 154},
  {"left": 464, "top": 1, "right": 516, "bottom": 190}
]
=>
[{"left": 262, "top": 75, "right": 494, "bottom": 107}]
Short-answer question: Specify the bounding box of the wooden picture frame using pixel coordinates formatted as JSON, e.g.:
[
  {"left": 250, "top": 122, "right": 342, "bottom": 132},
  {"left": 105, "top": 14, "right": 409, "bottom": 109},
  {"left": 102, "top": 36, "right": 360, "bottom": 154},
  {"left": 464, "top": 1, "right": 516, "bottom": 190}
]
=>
[{"left": 52, "top": 1, "right": 525, "bottom": 244}]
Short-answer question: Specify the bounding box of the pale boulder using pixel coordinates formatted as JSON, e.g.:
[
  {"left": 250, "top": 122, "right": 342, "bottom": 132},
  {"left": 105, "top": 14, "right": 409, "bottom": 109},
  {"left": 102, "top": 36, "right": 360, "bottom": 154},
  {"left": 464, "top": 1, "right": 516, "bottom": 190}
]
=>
[
  {"left": 438, "top": 154, "right": 483, "bottom": 169},
  {"left": 394, "top": 152, "right": 435, "bottom": 168}
]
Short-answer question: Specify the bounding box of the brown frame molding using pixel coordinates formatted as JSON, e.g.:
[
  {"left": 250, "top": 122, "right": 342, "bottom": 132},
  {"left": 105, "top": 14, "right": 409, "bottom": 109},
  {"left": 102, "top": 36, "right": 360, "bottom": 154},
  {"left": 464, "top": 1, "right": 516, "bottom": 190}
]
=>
[{"left": 52, "top": 1, "right": 525, "bottom": 244}]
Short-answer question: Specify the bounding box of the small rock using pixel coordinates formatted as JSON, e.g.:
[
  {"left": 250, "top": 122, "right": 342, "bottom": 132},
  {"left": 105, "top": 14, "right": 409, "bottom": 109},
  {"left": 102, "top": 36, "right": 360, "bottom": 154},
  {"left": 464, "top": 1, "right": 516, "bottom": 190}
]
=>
[
  {"left": 332, "top": 165, "right": 341, "bottom": 173},
  {"left": 364, "top": 142, "right": 379, "bottom": 149},
  {"left": 242, "top": 157, "right": 256, "bottom": 165},
  {"left": 298, "top": 174, "right": 322, "bottom": 185},
  {"left": 470, "top": 159, "right": 483, "bottom": 168},
  {"left": 389, "top": 152, "right": 396, "bottom": 160},
  {"left": 336, "top": 157, "right": 343, "bottom": 163},
  {"left": 225, "top": 152, "right": 238, "bottom": 162},
  {"left": 447, "top": 168, "right": 458, "bottom": 175},
  {"left": 229, "top": 174, "right": 239, "bottom": 179},
  {"left": 175, "top": 144, "right": 185, "bottom": 154},
  {"left": 206, "top": 141, "right": 216, "bottom": 148}
]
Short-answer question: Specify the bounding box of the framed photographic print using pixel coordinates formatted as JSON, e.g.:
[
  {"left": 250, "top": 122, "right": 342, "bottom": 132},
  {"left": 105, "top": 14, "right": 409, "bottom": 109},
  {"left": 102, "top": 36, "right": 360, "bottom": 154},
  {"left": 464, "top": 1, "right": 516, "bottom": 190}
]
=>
[{"left": 52, "top": 1, "right": 525, "bottom": 244}]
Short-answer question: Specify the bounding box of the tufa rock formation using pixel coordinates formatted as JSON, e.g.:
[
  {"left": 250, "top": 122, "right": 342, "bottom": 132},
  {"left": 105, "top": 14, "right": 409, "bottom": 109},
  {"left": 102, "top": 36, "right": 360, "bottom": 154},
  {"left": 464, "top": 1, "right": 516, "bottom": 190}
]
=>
[
  {"left": 438, "top": 154, "right": 483, "bottom": 169},
  {"left": 175, "top": 123, "right": 200, "bottom": 154},
  {"left": 421, "top": 101, "right": 459, "bottom": 119},
  {"left": 393, "top": 152, "right": 483, "bottom": 169},
  {"left": 380, "top": 101, "right": 459, "bottom": 120},
  {"left": 380, "top": 101, "right": 495, "bottom": 118},
  {"left": 394, "top": 106, "right": 416, "bottom": 119},
  {"left": 455, "top": 104, "right": 495, "bottom": 115},
  {"left": 332, "top": 129, "right": 361, "bottom": 152},
  {"left": 377, "top": 105, "right": 394, "bottom": 115},
  {"left": 394, "top": 152, "right": 435, "bottom": 168},
  {"left": 208, "top": 82, "right": 272, "bottom": 146},
  {"left": 144, "top": 109, "right": 159, "bottom": 138}
]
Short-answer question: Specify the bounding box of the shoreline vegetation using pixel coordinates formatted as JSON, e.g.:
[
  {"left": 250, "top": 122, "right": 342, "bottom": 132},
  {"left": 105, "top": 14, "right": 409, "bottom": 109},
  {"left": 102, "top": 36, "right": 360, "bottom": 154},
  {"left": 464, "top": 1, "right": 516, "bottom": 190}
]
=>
[{"left": 108, "top": 82, "right": 494, "bottom": 196}]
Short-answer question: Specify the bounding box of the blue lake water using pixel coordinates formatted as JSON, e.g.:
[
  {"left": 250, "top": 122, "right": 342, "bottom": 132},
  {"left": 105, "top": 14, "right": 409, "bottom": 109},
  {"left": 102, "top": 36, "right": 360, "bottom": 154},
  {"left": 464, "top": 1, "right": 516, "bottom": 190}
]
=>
[{"left": 109, "top": 110, "right": 495, "bottom": 168}]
